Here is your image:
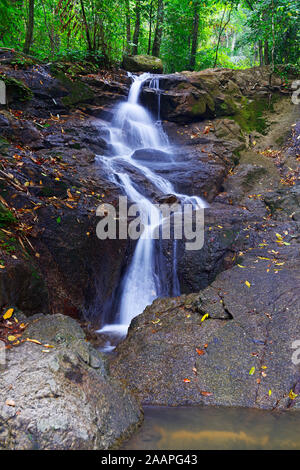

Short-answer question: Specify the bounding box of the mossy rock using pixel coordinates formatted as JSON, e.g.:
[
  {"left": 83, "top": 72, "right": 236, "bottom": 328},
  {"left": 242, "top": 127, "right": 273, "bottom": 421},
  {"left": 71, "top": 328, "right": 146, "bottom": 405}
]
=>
[
  {"left": 53, "top": 71, "right": 94, "bottom": 107},
  {"left": 49, "top": 61, "right": 99, "bottom": 77},
  {"left": 232, "top": 96, "right": 276, "bottom": 134},
  {"left": 0, "top": 202, "right": 16, "bottom": 228},
  {"left": 122, "top": 54, "right": 163, "bottom": 73},
  {"left": 191, "top": 98, "right": 207, "bottom": 116},
  {"left": 0, "top": 74, "right": 33, "bottom": 103}
]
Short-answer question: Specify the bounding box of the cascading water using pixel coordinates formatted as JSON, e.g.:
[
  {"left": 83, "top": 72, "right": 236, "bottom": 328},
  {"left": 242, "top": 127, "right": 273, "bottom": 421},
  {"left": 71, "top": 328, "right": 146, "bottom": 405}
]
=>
[{"left": 96, "top": 73, "right": 206, "bottom": 347}]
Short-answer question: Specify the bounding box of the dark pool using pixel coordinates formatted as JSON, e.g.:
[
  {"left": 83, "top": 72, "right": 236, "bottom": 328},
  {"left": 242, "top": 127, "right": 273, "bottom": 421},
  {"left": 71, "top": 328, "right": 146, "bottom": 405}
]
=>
[{"left": 122, "top": 406, "right": 300, "bottom": 450}]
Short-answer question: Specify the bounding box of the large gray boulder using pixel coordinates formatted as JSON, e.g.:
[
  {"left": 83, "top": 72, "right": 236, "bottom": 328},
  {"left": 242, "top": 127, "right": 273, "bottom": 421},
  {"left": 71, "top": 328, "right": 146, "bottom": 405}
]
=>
[{"left": 0, "top": 314, "right": 142, "bottom": 449}]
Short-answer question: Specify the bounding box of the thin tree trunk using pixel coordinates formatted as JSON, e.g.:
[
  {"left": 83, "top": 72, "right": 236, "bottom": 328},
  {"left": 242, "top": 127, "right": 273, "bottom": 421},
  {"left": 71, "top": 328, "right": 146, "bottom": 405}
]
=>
[
  {"left": 152, "top": 0, "right": 164, "bottom": 57},
  {"left": 189, "top": 0, "right": 200, "bottom": 70},
  {"left": 147, "top": 0, "right": 154, "bottom": 55},
  {"left": 258, "top": 39, "right": 263, "bottom": 66},
  {"left": 23, "top": 0, "right": 34, "bottom": 54},
  {"left": 132, "top": 0, "right": 141, "bottom": 55},
  {"left": 125, "top": 0, "right": 131, "bottom": 54},
  {"left": 269, "top": 0, "right": 275, "bottom": 85},
  {"left": 264, "top": 40, "right": 269, "bottom": 65},
  {"left": 214, "top": 6, "right": 233, "bottom": 68},
  {"left": 80, "top": 0, "right": 93, "bottom": 52}
]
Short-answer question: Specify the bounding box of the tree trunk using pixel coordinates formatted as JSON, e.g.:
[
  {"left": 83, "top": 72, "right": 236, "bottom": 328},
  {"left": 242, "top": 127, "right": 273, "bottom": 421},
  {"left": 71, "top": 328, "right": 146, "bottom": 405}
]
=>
[
  {"left": 125, "top": 0, "right": 131, "bottom": 54},
  {"left": 152, "top": 0, "right": 164, "bottom": 57},
  {"left": 258, "top": 40, "right": 263, "bottom": 66},
  {"left": 132, "top": 0, "right": 141, "bottom": 55},
  {"left": 189, "top": 0, "right": 200, "bottom": 70},
  {"left": 80, "top": 0, "right": 93, "bottom": 52},
  {"left": 23, "top": 0, "right": 34, "bottom": 54},
  {"left": 264, "top": 41, "right": 269, "bottom": 65},
  {"left": 147, "top": 0, "right": 154, "bottom": 55},
  {"left": 214, "top": 6, "right": 233, "bottom": 68}
]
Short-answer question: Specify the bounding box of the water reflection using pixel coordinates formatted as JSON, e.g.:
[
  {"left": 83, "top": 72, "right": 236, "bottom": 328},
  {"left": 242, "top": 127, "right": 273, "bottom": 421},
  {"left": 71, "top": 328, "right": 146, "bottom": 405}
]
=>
[{"left": 122, "top": 406, "right": 300, "bottom": 450}]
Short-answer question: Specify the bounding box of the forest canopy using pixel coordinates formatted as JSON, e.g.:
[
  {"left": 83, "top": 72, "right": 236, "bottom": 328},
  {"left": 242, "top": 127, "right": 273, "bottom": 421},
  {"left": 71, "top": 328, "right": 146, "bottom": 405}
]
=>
[{"left": 0, "top": 0, "right": 299, "bottom": 72}]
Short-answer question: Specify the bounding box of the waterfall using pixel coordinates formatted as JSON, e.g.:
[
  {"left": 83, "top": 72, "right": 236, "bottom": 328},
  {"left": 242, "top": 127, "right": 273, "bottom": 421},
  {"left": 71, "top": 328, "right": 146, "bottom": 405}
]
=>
[{"left": 96, "top": 72, "right": 206, "bottom": 346}]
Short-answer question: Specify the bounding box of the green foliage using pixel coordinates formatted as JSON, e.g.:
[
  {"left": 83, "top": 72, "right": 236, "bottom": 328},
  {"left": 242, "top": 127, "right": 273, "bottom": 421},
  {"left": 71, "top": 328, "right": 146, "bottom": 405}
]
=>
[
  {"left": 0, "top": 0, "right": 299, "bottom": 72},
  {"left": 0, "top": 203, "right": 16, "bottom": 228}
]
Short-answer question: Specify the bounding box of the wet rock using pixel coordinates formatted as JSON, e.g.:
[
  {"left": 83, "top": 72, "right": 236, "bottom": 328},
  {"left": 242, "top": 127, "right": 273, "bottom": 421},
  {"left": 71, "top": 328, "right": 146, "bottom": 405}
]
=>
[
  {"left": 156, "top": 194, "right": 180, "bottom": 205},
  {"left": 0, "top": 314, "right": 142, "bottom": 449},
  {"left": 122, "top": 55, "right": 163, "bottom": 74},
  {"left": 131, "top": 148, "right": 174, "bottom": 162}
]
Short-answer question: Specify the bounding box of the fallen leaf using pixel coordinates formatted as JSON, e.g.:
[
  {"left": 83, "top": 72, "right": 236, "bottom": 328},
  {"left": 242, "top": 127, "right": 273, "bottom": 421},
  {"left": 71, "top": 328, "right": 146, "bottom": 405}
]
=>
[
  {"left": 200, "top": 391, "right": 213, "bottom": 396},
  {"left": 289, "top": 390, "right": 298, "bottom": 400},
  {"left": 3, "top": 308, "right": 14, "bottom": 320},
  {"left": 26, "top": 338, "right": 42, "bottom": 345},
  {"left": 196, "top": 348, "right": 205, "bottom": 356}
]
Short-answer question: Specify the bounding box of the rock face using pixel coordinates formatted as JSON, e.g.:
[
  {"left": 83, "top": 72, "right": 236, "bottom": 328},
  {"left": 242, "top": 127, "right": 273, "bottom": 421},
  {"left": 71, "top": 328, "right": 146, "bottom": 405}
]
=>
[
  {"left": 110, "top": 248, "right": 300, "bottom": 409},
  {"left": 122, "top": 55, "right": 163, "bottom": 74},
  {"left": 141, "top": 66, "right": 290, "bottom": 123},
  {"left": 0, "top": 314, "right": 142, "bottom": 449}
]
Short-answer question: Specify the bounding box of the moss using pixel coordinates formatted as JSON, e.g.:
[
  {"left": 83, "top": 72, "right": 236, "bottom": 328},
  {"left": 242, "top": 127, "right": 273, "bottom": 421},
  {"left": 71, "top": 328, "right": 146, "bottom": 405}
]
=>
[
  {"left": 0, "top": 74, "right": 33, "bottom": 102},
  {"left": 49, "top": 61, "right": 98, "bottom": 77},
  {"left": 122, "top": 54, "right": 163, "bottom": 73},
  {"left": 0, "top": 203, "right": 16, "bottom": 228},
  {"left": 191, "top": 99, "right": 207, "bottom": 116},
  {"left": 10, "top": 56, "right": 36, "bottom": 68},
  {"left": 69, "top": 142, "right": 81, "bottom": 149},
  {"left": 53, "top": 71, "right": 94, "bottom": 107},
  {"left": 232, "top": 96, "right": 277, "bottom": 134}
]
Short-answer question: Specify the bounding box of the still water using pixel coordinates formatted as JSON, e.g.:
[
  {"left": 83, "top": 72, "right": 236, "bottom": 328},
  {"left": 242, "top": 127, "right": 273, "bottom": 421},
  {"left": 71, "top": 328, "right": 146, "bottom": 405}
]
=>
[{"left": 122, "top": 406, "right": 300, "bottom": 450}]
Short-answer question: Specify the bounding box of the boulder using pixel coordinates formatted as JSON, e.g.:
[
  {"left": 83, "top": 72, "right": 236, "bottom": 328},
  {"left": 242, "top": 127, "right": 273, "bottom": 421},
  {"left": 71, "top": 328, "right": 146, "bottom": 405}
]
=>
[
  {"left": 122, "top": 55, "right": 163, "bottom": 74},
  {"left": 0, "top": 314, "right": 142, "bottom": 449},
  {"left": 110, "top": 241, "right": 300, "bottom": 409}
]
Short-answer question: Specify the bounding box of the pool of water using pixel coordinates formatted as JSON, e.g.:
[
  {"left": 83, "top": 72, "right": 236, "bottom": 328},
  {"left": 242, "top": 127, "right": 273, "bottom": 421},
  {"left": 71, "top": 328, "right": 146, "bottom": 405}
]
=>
[{"left": 122, "top": 406, "right": 300, "bottom": 450}]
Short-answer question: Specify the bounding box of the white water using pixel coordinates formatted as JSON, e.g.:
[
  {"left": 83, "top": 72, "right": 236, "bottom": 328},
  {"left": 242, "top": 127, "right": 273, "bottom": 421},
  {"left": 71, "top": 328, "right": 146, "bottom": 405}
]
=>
[{"left": 96, "top": 73, "right": 206, "bottom": 342}]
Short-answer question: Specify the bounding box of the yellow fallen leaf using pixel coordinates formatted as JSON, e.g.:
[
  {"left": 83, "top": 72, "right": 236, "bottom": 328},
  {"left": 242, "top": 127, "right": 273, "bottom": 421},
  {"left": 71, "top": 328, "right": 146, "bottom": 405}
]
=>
[
  {"left": 3, "top": 308, "right": 14, "bottom": 320},
  {"left": 249, "top": 367, "right": 255, "bottom": 376},
  {"left": 245, "top": 281, "right": 251, "bottom": 288},
  {"left": 237, "top": 264, "right": 246, "bottom": 268},
  {"left": 26, "top": 338, "right": 42, "bottom": 345},
  {"left": 8, "top": 335, "right": 16, "bottom": 341},
  {"left": 269, "top": 390, "right": 272, "bottom": 396},
  {"left": 289, "top": 390, "right": 298, "bottom": 400},
  {"left": 201, "top": 313, "right": 209, "bottom": 322}
]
